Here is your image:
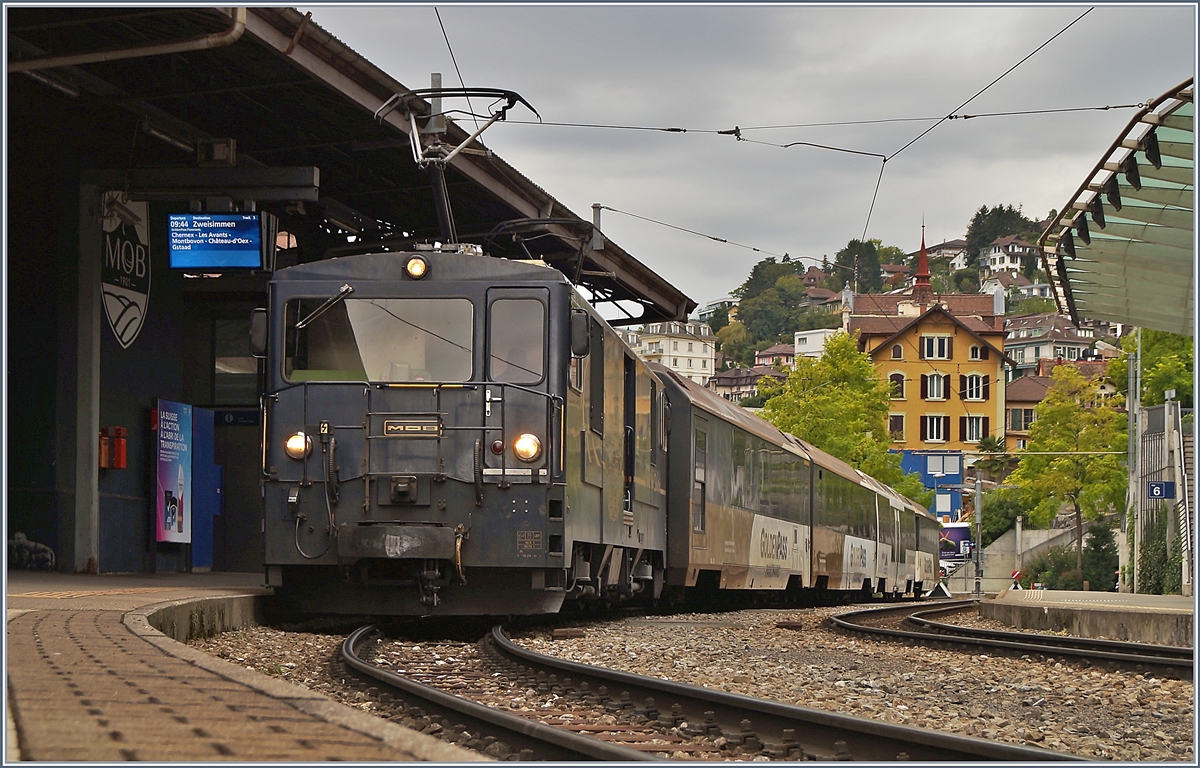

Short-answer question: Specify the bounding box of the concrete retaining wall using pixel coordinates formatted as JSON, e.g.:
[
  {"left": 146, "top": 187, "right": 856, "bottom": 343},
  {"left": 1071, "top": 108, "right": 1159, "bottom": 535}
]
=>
[
  {"left": 980, "top": 593, "right": 1193, "bottom": 647},
  {"left": 145, "top": 594, "right": 270, "bottom": 642}
]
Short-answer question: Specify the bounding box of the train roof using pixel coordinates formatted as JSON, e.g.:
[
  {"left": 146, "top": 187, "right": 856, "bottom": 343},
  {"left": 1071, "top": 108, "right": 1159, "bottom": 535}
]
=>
[
  {"left": 271, "top": 250, "right": 566, "bottom": 284},
  {"left": 647, "top": 364, "right": 810, "bottom": 457}
]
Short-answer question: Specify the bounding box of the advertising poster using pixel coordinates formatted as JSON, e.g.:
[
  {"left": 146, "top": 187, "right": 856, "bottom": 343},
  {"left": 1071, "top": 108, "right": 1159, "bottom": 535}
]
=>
[
  {"left": 938, "top": 522, "right": 973, "bottom": 564},
  {"left": 156, "top": 399, "right": 193, "bottom": 543}
]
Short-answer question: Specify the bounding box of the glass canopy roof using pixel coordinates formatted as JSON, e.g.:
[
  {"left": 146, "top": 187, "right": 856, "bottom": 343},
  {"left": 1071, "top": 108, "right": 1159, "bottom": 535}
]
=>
[{"left": 1039, "top": 79, "right": 1194, "bottom": 336}]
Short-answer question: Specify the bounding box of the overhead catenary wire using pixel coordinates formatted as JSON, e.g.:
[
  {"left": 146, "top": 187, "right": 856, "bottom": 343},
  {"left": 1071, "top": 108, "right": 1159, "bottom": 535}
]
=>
[
  {"left": 886, "top": 7, "right": 1094, "bottom": 163},
  {"left": 434, "top": 7, "right": 479, "bottom": 133},
  {"left": 597, "top": 205, "right": 788, "bottom": 259},
  {"left": 860, "top": 7, "right": 1094, "bottom": 241},
  {"left": 498, "top": 102, "right": 1141, "bottom": 136}
]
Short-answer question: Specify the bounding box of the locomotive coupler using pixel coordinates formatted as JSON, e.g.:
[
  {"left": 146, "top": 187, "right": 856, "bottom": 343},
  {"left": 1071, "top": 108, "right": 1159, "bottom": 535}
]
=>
[{"left": 417, "top": 559, "right": 442, "bottom": 607}]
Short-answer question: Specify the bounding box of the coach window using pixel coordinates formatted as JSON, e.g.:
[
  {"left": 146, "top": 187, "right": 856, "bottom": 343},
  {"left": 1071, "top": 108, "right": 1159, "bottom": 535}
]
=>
[{"left": 489, "top": 299, "right": 545, "bottom": 384}]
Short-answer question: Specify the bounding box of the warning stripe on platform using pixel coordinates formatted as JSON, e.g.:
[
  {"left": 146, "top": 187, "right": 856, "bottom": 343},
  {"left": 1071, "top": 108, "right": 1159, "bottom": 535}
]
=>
[{"left": 10, "top": 588, "right": 179, "bottom": 598}]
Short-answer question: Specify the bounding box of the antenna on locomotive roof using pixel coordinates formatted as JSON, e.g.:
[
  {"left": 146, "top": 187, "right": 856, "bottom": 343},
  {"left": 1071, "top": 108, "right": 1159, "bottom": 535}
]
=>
[{"left": 374, "top": 75, "right": 540, "bottom": 245}]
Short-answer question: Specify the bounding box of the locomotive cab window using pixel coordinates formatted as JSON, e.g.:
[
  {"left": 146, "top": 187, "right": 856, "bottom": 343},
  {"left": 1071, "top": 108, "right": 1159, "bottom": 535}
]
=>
[
  {"left": 489, "top": 298, "right": 545, "bottom": 384},
  {"left": 283, "top": 297, "right": 473, "bottom": 382}
]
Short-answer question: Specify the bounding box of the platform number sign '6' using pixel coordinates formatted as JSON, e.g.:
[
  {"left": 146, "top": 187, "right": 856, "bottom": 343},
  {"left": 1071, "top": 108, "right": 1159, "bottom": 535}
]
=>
[{"left": 1147, "top": 481, "right": 1176, "bottom": 499}]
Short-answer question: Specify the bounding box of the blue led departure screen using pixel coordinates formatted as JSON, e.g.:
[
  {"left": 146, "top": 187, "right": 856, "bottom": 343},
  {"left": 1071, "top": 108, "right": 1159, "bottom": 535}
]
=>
[{"left": 168, "top": 213, "right": 262, "bottom": 268}]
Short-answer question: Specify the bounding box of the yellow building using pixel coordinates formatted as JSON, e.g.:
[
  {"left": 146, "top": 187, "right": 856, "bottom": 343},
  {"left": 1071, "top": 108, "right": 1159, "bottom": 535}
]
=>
[{"left": 848, "top": 239, "right": 1013, "bottom": 453}]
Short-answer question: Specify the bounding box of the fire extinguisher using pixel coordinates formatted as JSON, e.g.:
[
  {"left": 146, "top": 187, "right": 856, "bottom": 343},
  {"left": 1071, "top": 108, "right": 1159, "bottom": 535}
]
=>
[
  {"left": 112, "top": 426, "right": 128, "bottom": 469},
  {"left": 99, "top": 428, "right": 111, "bottom": 469}
]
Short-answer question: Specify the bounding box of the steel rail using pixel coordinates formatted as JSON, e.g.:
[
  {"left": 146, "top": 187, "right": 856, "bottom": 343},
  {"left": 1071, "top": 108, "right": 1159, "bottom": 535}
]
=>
[
  {"left": 826, "top": 601, "right": 1193, "bottom": 679},
  {"left": 341, "top": 625, "right": 662, "bottom": 761},
  {"left": 490, "top": 625, "right": 1083, "bottom": 761}
]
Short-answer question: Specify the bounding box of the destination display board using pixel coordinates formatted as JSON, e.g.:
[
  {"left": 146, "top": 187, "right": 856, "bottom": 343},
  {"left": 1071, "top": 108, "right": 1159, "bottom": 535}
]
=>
[{"left": 168, "top": 213, "right": 262, "bottom": 269}]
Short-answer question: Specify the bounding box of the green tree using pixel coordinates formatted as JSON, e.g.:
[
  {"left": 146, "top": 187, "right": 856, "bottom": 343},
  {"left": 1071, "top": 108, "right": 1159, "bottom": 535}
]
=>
[
  {"left": 979, "top": 491, "right": 1026, "bottom": 548},
  {"left": 1082, "top": 523, "right": 1119, "bottom": 592},
  {"left": 737, "top": 288, "right": 788, "bottom": 343},
  {"left": 1107, "top": 329, "right": 1194, "bottom": 407},
  {"left": 972, "top": 434, "right": 1015, "bottom": 482},
  {"left": 733, "top": 256, "right": 800, "bottom": 301},
  {"left": 874, "top": 242, "right": 908, "bottom": 265},
  {"left": 964, "top": 204, "right": 1042, "bottom": 277},
  {"left": 1007, "top": 365, "right": 1127, "bottom": 571},
  {"left": 716, "top": 320, "right": 756, "bottom": 369},
  {"left": 1137, "top": 503, "right": 1184, "bottom": 595},
  {"left": 1019, "top": 524, "right": 1118, "bottom": 591},
  {"left": 831, "top": 239, "right": 883, "bottom": 293},
  {"left": 1007, "top": 296, "right": 1056, "bottom": 316},
  {"left": 794, "top": 310, "right": 843, "bottom": 332},
  {"left": 705, "top": 305, "right": 729, "bottom": 334},
  {"left": 761, "top": 331, "right": 930, "bottom": 507},
  {"left": 949, "top": 268, "right": 979, "bottom": 294},
  {"left": 1019, "top": 545, "right": 1083, "bottom": 590}
]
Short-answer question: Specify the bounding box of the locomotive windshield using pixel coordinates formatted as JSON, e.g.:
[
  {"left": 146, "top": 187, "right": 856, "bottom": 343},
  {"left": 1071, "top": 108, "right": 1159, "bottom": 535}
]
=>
[{"left": 283, "top": 297, "right": 473, "bottom": 382}]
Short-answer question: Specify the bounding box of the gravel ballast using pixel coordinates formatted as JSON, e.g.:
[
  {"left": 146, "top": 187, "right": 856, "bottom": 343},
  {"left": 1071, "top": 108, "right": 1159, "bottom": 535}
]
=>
[{"left": 190, "top": 606, "right": 1194, "bottom": 761}]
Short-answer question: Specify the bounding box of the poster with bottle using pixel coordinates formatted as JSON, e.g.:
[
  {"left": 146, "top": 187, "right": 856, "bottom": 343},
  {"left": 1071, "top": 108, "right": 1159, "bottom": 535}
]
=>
[{"left": 155, "top": 399, "right": 192, "bottom": 543}]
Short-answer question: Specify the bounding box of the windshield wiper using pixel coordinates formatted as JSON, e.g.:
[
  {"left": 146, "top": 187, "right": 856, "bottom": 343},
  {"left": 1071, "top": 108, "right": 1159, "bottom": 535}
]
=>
[{"left": 296, "top": 284, "right": 354, "bottom": 329}]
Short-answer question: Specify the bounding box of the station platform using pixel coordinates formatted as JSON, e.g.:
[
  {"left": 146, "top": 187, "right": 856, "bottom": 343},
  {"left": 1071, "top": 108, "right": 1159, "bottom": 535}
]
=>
[
  {"left": 979, "top": 588, "right": 1195, "bottom": 647},
  {"left": 5, "top": 570, "right": 482, "bottom": 762}
]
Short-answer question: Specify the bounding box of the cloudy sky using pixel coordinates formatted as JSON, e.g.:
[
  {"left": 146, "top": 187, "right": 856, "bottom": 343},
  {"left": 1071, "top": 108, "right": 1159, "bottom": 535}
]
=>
[{"left": 299, "top": 3, "right": 1195, "bottom": 308}]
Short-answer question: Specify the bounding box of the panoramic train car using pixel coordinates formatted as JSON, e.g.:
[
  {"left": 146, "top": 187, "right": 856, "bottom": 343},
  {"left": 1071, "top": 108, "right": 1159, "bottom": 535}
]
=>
[
  {"left": 258, "top": 245, "right": 937, "bottom": 616},
  {"left": 654, "top": 365, "right": 939, "bottom": 600},
  {"left": 257, "top": 245, "right": 667, "bottom": 615},
  {"left": 652, "top": 364, "right": 814, "bottom": 594}
]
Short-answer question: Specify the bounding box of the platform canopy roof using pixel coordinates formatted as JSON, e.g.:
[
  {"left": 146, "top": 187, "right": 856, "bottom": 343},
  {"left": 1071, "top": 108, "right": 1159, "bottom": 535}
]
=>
[
  {"left": 1039, "top": 78, "right": 1194, "bottom": 337},
  {"left": 6, "top": 6, "right": 694, "bottom": 324}
]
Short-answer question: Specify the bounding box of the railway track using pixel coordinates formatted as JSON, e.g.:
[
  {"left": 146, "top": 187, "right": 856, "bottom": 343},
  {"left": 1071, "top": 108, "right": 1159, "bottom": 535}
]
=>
[
  {"left": 341, "top": 625, "right": 663, "bottom": 761},
  {"left": 814, "top": 600, "right": 1193, "bottom": 680},
  {"left": 341, "top": 623, "right": 1084, "bottom": 761}
]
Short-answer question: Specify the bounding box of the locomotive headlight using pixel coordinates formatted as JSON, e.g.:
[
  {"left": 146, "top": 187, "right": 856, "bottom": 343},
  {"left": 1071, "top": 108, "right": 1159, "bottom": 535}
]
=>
[
  {"left": 405, "top": 255, "right": 428, "bottom": 279},
  {"left": 512, "top": 433, "right": 542, "bottom": 462},
  {"left": 284, "top": 431, "right": 311, "bottom": 460}
]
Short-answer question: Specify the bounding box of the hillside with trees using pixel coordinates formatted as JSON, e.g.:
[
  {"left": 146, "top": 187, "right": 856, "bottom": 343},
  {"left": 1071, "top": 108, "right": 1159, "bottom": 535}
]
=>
[{"left": 964, "top": 204, "right": 1046, "bottom": 278}]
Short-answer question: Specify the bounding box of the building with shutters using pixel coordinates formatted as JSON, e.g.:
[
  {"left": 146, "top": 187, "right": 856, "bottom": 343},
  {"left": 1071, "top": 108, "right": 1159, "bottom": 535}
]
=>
[
  {"left": 847, "top": 231, "right": 1014, "bottom": 520},
  {"left": 619, "top": 321, "right": 716, "bottom": 385}
]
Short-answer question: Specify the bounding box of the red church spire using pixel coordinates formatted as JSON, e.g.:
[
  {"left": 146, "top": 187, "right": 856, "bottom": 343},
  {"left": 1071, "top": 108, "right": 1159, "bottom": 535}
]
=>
[{"left": 912, "top": 224, "right": 934, "bottom": 305}]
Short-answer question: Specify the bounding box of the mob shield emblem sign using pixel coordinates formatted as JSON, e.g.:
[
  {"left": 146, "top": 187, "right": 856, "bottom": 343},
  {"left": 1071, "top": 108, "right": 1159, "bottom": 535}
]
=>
[{"left": 101, "top": 192, "right": 151, "bottom": 349}]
